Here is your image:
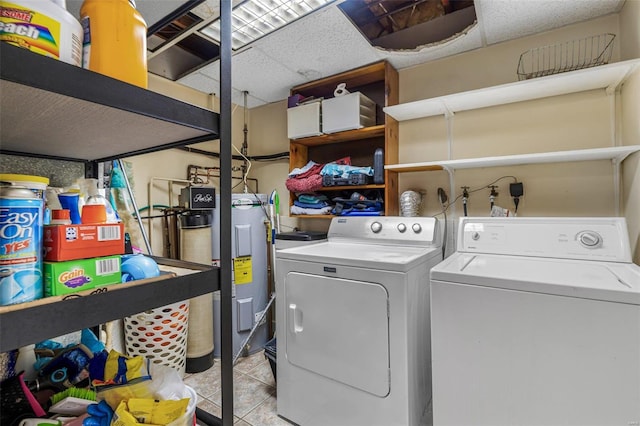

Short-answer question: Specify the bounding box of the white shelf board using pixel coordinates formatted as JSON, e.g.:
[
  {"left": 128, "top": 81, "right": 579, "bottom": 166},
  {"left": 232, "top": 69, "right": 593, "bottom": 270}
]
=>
[
  {"left": 385, "top": 145, "right": 640, "bottom": 172},
  {"left": 384, "top": 59, "right": 640, "bottom": 121}
]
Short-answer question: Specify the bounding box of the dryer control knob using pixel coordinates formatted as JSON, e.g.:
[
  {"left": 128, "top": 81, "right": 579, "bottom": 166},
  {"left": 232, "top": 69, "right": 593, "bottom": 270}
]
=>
[
  {"left": 371, "top": 221, "right": 383, "bottom": 233},
  {"left": 578, "top": 231, "right": 602, "bottom": 248},
  {"left": 412, "top": 223, "right": 422, "bottom": 233},
  {"left": 397, "top": 223, "right": 407, "bottom": 233}
]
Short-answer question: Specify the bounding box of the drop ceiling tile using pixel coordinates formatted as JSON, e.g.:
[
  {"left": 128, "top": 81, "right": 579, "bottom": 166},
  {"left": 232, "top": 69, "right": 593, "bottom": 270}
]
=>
[
  {"left": 230, "top": 48, "right": 310, "bottom": 104},
  {"left": 179, "top": 72, "right": 217, "bottom": 93},
  {"left": 254, "top": 6, "right": 383, "bottom": 80},
  {"left": 178, "top": 68, "right": 267, "bottom": 108},
  {"left": 479, "top": 0, "right": 624, "bottom": 45}
]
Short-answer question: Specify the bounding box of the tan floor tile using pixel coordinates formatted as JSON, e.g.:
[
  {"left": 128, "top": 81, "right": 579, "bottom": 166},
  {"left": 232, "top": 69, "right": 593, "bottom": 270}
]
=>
[
  {"left": 197, "top": 396, "right": 222, "bottom": 418},
  {"left": 242, "top": 394, "right": 294, "bottom": 426},
  {"left": 184, "top": 362, "right": 221, "bottom": 399},
  {"left": 210, "top": 372, "right": 275, "bottom": 418},
  {"left": 234, "top": 420, "right": 252, "bottom": 426},
  {"left": 196, "top": 396, "right": 243, "bottom": 425},
  {"left": 246, "top": 358, "right": 276, "bottom": 387},
  {"left": 234, "top": 349, "right": 268, "bottom": 374}
]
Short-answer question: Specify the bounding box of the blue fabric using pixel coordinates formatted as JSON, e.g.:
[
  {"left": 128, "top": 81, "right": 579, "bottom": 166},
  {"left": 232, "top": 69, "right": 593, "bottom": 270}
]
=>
[
  {"left": 288, "top": 161, "right": 317, "bottom": 177},
  {"left": 340, "top": 211, "right": 383, "bottom": 216},
  {"left": 320, "top": 163, "right": 373, "bottom": 178},
  {"left": 294, "top": 200, "right": 329, "bottom": 209},
  {"left": 297, "top": 194, "right": 328, "bottom": 204},
  {"left": 332, "top": 201, "right": 383, "bottom": 216}
]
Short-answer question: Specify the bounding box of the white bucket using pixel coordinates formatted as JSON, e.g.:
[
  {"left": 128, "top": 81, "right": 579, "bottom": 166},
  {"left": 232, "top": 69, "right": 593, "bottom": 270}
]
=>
[
  {"left": 167, "top": 385, "right": 198, "bottom": 426},
  {"left": 0, "top": 174, "right": 49, "bottom": 199}
]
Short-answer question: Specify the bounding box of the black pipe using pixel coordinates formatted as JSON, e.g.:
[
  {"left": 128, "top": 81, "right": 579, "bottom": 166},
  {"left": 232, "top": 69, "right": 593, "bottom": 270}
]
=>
[{"left": 179, "top": 146, "right": 288, "bottom": 161}]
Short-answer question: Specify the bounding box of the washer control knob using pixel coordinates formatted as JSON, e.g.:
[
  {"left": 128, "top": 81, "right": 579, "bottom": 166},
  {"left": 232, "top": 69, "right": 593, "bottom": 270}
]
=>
[
  {"left": 412, "top": 223, "right": 422, "bottom": 233},
  {"left": 371, "top": 221, "right": 382, "bottom": 233},
  {"left": 472, "top": 232, "right": 481, "bottom": 241},
  {"left": 578, "top": 231, "right": 602, "bottom": 248},
  {"left": 397, "top": 223, "right": 407, "bottom": 233}
]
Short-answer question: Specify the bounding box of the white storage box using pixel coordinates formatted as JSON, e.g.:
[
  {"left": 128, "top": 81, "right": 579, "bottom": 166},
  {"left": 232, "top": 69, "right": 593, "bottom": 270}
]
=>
[
  {"left": 287, "top": 101, "right": 323, "bottom": 139},
  {"left": 322, "top": 92, "right": 376, "bottom": 134}
]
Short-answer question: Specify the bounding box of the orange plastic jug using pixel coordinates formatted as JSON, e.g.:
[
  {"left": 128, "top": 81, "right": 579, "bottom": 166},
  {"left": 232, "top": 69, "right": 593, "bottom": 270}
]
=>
[{"left": 80, "top": 0, "right": 148, "bottom": 88}]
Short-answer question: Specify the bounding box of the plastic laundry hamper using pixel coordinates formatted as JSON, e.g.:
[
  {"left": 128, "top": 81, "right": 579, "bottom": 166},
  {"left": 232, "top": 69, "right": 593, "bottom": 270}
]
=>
[{"left": 124, "top": 301, "right": 190, "bottom": 376}]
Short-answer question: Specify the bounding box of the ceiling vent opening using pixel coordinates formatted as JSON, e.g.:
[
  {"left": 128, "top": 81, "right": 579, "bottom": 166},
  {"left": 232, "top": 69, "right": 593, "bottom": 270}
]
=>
[
  {"left": 147, "top": 8, "right": 220, "bottom": 81},
  {"left": 338, "top": 0, "right": 476, "bottom": 51}
]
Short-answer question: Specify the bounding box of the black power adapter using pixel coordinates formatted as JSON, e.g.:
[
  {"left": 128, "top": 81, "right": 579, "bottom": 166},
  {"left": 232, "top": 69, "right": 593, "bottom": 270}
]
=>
[{"left": 510, "top": 182, "right": 524, "bottom": 213}]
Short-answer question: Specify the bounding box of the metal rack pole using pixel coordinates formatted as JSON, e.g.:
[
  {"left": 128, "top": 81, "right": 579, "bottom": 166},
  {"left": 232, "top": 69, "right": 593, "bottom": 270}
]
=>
[
  {"left": 219, "top": 1, "right": 234, "bottom": 425},
  {"left": 118, "top": 158, "right": 153, "bottom": 255}
]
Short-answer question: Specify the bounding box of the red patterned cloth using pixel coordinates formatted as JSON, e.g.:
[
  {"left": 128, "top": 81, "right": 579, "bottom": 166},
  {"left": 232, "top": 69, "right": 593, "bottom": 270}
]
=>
[
  {"left": 286, "top": 174, "right": 323, "bottom": 192},
  {"left": 285, "top": 157, "right": 351, "bottom": 193}
]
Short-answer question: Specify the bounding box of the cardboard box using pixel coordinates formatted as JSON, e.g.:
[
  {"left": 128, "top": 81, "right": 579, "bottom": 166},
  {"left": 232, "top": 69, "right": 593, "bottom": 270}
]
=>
[
  {"left": 322, "top": 92, "right": 376, "bottom": 134},
  {"left": 44, "top": 223, "right": 125, "bottom": 261},
  {"left": 44, "top": 255, "right": 121, "bottom": 296},
  {"left": 287, "top": 101, "right": 323, "bottom": 139}
]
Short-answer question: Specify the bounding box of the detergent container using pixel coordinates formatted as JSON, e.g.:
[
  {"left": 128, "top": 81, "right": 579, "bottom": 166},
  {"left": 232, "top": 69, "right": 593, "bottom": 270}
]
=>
[
  {"left": 0, "top": 0, "right": 83, "bottom": 66},
  {"left": 80, "top": 0, "right": 148, "bottom": 88}
]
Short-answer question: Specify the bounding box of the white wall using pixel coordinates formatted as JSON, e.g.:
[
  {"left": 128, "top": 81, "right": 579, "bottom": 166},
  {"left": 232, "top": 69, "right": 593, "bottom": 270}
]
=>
[
  {"left": 127, "top": 9, "right": 639, "bottom": 264},
  {"left": 394, "top": 13, "right": 640, "bottom": 258},
  {"left": 619, "top": 0, "right": 640, "bottom": 263}
]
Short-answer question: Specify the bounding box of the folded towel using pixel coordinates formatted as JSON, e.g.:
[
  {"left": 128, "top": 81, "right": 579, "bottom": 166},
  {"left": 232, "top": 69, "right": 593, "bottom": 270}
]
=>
[
  {"left": 291, "top": 205, "right": 333, "bottom": 215},
  {"left": 294, "top": 200, "right": 329, "bottom": 209},
  {"left": 297, "top": 194, "right": 328, "bottom": 204}
]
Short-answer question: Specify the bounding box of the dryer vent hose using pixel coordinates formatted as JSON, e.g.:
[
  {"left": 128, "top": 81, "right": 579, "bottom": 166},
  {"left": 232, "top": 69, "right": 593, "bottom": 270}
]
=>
[{"left": 400, "top": 190, "right": 423, "bottom": 217}]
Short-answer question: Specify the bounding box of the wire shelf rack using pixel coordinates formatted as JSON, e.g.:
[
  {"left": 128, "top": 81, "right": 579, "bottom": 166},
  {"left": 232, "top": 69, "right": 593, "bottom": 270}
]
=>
[{"left": 517, "top": 33, "right": 615, "bottom": 81}]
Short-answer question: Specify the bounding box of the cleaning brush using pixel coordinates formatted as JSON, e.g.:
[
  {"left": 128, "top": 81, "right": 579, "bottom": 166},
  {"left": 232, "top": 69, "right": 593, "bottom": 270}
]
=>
[{"left": 49, "top": 388, "right": 97, "bottom": 415}]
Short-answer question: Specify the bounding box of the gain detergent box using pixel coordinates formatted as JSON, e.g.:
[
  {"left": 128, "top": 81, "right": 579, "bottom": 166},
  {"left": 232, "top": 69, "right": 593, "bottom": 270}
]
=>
[{"left": 44, "top": 255, "right": 121, "bottom": 296}]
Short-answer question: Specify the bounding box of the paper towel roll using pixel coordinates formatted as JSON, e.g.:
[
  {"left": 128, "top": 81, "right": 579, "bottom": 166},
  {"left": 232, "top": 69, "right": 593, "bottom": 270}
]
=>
[{"left": 334, "top": 82, "right": 350, "bottom": 97}]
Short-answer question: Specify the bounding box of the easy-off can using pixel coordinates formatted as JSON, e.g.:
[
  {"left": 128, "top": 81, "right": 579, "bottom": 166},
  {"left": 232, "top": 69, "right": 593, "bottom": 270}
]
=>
[{"left": 0, "top": 186, "right": 44, "bottom": 305}]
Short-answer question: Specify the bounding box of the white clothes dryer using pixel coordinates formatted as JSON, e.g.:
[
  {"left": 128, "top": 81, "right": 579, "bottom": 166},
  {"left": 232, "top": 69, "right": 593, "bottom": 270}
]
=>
[
  {"left": 276, "top": 216, "right": 443, "bottom": 426},
  {"left": 430, "top": 217, "right": 640, "bottom": 426}
]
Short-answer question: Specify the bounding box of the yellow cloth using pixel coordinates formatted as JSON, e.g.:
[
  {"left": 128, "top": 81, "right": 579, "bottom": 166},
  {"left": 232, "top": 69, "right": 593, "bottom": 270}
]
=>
[{"left": 104, "top": 349, "right": 147, "bottom": 382}]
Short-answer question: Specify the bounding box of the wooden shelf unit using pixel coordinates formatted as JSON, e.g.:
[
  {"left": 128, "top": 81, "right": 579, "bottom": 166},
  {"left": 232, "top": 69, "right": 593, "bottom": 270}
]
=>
[{"left": 288, "top": 61, "right": 399, "bottom": 219}]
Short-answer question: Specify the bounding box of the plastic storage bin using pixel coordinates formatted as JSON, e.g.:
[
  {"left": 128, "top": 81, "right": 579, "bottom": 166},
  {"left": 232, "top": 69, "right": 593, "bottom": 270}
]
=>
[
  {"left": 322, "top": 92, "right": 376, "bottom": 134},
  {"left": 124, "top": 301, "right": 190, "bottom": 376},
  {"left": 264, "top": 337, "right": 276, "bottom": 383},
  {"left": 287, "top": 101, "right": 322, "bottom": 139}
]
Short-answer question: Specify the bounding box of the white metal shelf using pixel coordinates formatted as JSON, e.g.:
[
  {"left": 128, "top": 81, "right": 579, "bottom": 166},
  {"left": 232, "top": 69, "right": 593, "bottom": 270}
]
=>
[
  {"left": 383, "top": 59, "right": 640, "bottom": 121},
  {"left": 385, "top": 145, "right": 640, "bottom": 172}
]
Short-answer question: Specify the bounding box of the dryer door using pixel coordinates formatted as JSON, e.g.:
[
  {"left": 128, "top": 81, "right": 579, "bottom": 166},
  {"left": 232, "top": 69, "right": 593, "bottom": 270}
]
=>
[{"left": 284, "top": 272, "right": 390, "bottom": 397}]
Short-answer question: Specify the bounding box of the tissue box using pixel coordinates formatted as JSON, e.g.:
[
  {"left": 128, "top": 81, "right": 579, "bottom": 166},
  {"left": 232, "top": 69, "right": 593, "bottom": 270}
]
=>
[
  {"left": 322, "top": 92, "right": 376, "bottom": 134},
  {"left": 287, "top": 101, "right": 323, "bottom": 139},
  {"left": 44, "top": 223, "right": 125, "bottom": 261},
  {"left": 44, "top": 255, "right": 121, "bottom": 296}
]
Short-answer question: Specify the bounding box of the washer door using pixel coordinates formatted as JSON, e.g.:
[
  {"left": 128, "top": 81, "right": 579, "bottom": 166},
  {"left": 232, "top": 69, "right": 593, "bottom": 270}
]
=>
[{"left": 284, "top": 272, "right": 390, "bottom": 397}]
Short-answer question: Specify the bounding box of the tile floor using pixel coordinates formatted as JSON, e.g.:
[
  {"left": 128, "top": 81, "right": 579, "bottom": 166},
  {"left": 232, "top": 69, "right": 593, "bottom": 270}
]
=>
[{"left": 184, "top": 349, "right": 292, "bottom": 426}]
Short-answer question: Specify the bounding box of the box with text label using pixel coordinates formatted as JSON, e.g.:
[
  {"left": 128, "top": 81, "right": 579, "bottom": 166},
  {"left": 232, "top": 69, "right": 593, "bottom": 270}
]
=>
[
  {"left": 44, "top": 223, "right": 125, "bottom": 261},
  {"left": 44, "top": 255, "right": 122, "bottom": 296}
]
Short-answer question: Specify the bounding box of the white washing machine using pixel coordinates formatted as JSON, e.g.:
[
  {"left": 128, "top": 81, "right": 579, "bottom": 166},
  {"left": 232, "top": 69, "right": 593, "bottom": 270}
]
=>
[
  {"left": 430, "top": 217, "right": 640, "bottom": 426},
  {"left": 276, "top": 216, "right": 442, "bottom": 426}
]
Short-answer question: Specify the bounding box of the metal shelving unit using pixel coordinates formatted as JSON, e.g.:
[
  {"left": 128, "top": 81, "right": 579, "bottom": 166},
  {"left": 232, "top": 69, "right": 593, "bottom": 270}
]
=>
[
  {"left": 0, "top": 258, "right": 217, "bottom": 352},
  {"left": 0, "top": 44, "right": 220, "bottom": 162},
  {"left": 0, "top": 11, "right": 234, "bottom": 422}
]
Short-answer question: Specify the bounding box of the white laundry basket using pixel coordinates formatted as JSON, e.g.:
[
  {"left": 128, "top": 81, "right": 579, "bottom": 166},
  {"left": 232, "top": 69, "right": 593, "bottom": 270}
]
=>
[{"left": 124, "top": 300, "right": 190, "bottom": 376}]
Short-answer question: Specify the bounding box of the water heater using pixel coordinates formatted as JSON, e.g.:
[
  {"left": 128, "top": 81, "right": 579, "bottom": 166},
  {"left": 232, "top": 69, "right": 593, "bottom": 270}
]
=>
[{"left": 211, "top": 194, "right": 269, "bottom": 357}]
